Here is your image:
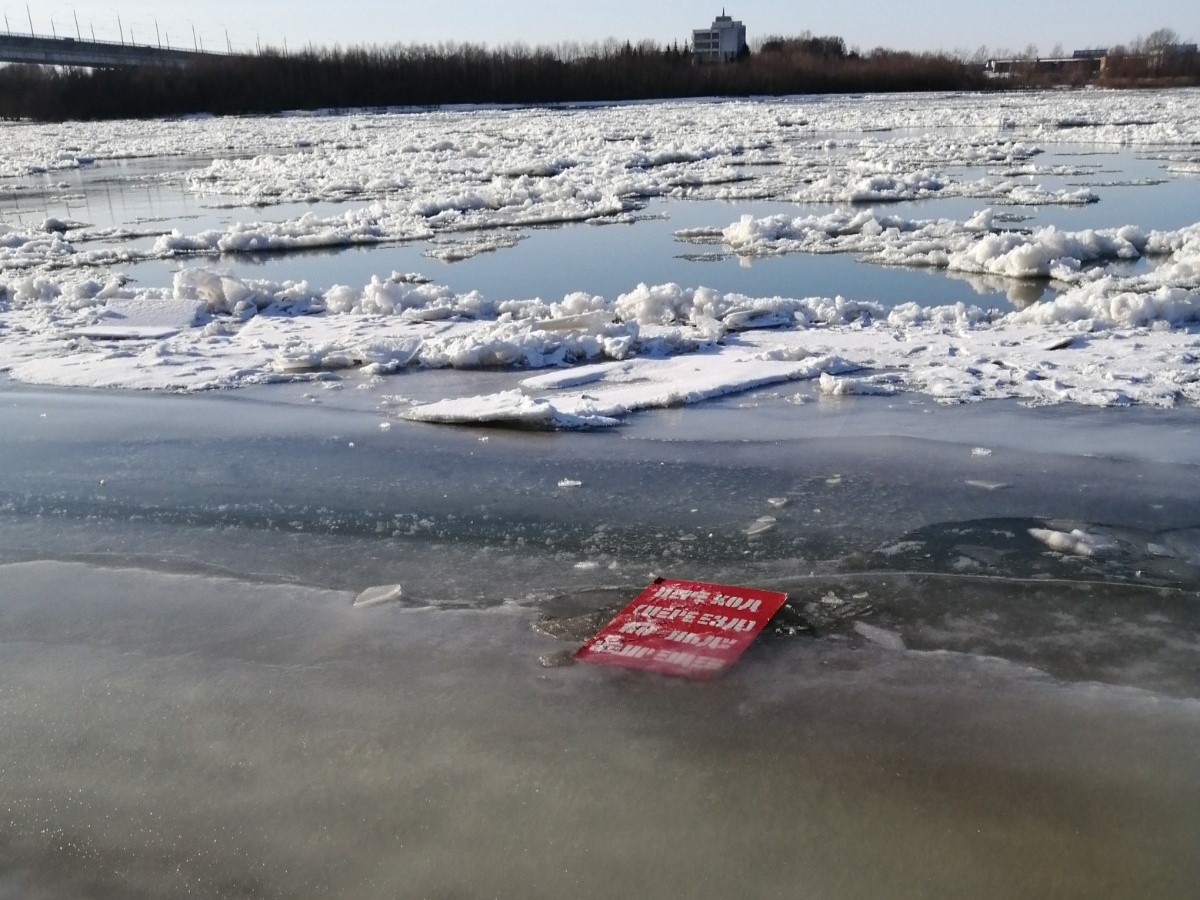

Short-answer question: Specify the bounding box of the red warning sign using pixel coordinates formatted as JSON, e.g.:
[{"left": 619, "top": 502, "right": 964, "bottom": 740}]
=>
[{"left": 575, "top": 578, "right": 788, "bottom": 679}]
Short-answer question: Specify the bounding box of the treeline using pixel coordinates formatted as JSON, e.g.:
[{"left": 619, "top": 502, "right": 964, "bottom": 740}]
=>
[{"left": 0, "top": 39, "right": 988, "bottom": 121}]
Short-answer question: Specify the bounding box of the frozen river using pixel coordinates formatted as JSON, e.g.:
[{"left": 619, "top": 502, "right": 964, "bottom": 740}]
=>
[{"left": 2, "top": 89, "right": 1199, "bottom": 897}]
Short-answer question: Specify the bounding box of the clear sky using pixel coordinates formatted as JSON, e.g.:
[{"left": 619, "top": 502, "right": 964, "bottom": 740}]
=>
[{"left": 5, "top": 1, "right": 1198, "bottom": 58}]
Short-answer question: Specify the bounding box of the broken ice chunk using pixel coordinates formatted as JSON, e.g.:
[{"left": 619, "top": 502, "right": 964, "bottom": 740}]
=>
[
  {"left": 853, "top": 622, "right": 907, "bottom": 651},
  {"left": 746, "top": 516, "right": 778, "bottom": 536},
  {"left": 965, "top": 479, "right": 1009, "bottom": 491},
  {"left": 353, "top": 584, "right": 404, "bottom": 608},
  {"left": 1028, "top": 527, "right": 1113, "bottom": 558}
]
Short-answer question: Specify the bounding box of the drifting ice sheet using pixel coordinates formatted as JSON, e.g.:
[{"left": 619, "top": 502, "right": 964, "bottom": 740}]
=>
[{"left": 403, "top": 350, "right": 861, "bottom": 428}]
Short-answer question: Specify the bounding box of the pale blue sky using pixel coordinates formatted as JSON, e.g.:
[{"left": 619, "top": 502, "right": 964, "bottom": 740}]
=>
[{"left": 6, "top": 1, "right": 1198, "bottom": 57}]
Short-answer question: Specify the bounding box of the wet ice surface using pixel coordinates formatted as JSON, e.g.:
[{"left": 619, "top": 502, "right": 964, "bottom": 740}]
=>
[
  {"left": 3, "top": 380, "right": 1200, "bottom": 696},
  {"left": 2, "top": 384, "right": 1200, "bottom": 897},
  {"left": 2, "top": 564, "right": 1199, "bottom": 899}
]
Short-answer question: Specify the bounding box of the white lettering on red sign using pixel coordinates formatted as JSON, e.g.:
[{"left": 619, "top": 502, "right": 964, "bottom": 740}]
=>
[
  {"left": 648, "top": 583, "right": 763, "bottom": 613},
  {"left": 575, "top": 579, "right": 788, "bottom": 679}
]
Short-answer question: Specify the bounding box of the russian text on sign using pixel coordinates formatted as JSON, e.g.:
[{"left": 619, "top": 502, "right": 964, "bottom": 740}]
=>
[{"left": 575, "top": 578, "right": 788, "bottom": 679}]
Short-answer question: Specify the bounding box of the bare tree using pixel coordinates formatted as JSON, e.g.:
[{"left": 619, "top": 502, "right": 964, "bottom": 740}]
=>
[
  {"left": 1143, "top": 28, "right": 1181, "bottom": 75},
  {"left": 1144, "top": 27, "right": 1181, "bottom": 52}
]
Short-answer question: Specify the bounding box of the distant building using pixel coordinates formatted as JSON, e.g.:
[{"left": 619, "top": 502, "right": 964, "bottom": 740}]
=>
[
  {"left": 987, "top": 42, "right": 1198, "bottom": 80},
  {"left": 693, "top": 10, "right": 746, "bottom": 64},
  {"left": 987, "top": 52, "right": 1104, "bottom": 78}
]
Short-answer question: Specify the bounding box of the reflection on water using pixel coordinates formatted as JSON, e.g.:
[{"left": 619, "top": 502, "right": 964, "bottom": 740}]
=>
[
  {"left": 6, "top": 137, "right": 1197, "bottom": 311},
  {"left": 141, "top": 204, "right": 1018, "bottom": 309},
  {"left": 946, "top": 269, "right": 1051, "bottom": 307}
]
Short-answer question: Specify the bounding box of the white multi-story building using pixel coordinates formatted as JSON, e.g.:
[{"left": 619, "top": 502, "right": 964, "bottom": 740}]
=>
[{"left": 692, "top": 11, "right": 746, "bottom": 64}]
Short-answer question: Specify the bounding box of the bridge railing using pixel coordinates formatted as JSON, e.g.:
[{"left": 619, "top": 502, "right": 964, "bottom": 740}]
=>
[{"left": 0, "top": 29, "right": 233, "bottom": 58}]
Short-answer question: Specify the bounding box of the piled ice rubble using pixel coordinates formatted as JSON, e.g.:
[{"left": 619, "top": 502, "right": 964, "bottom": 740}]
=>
[
  {"left": 707, "top": 209, "right": 1200, "bottom": 298},
  {"left": 6, "top": 91, "right": 1200, "bottom": 277},
  {"left": 2, "top": 259, "right": 1197, "bottom": 418},
  {"left": 3, "top": 90, "right": 1200, "bottom": 422},
  {"left": 716, "top": 209, "right": 1125, "bottom": 278}
]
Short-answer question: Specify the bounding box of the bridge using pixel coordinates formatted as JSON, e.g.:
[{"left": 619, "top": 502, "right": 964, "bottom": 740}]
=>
[{"left": 0, "top": 32, "right": 229, "bottom": 68}]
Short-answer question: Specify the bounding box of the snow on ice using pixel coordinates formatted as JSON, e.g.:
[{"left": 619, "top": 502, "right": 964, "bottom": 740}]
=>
[{"left": 2, "top": 90, "right": 1200, "bottom": 425}]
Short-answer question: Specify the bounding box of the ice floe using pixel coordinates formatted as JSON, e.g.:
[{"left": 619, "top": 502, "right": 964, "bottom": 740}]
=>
[
  {"left": 5, "top": 92, "right": 1200, "bottom": 276},
  {"left": 3, "top": 90, "right": 1200, "bottom": 424},
  {"left": 3, "top": 259, "right": 1196, "bottom": 419},
  {"left": 699, "top": 208, "right": 1197, "bottom": 290}
]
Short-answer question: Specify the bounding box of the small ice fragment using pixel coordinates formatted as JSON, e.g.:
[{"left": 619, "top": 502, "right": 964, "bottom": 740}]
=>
[
  {"left": 1028, "top": 527, "right": 1111, "bottom": 557},
  {"left": 972, "top": 447, "right": 993, "bottom": 457},
  {"left": 877, "top": 540, "right": 923, "bottom": 557},
  {"left": 746, "top": 516, "right": 777, "bottom": 536},
  {"left": 353, "top": 584, "right": 404, "bottom": 608},
  {"left": 379, "top": 421, "right": 392, "bottom": 430},
  {"left": 820, "top": 592, "right": 844, "bottom": 607},
  {"left": 767, "top": 497, "right": 789, "bottom": 508},
  {"left": 574, "top": 561, "right": 600, "bottom": 570},
  {"left": 853, "top": 622, "right": 907, "bottom": 651},
  {"left": 479, "top": 436, "right": 490, "bottom": 443},
  {"left": 826, "top": 475, "right": 843, "bottom": 486},
  {"left": 558, "top": 478, "right": 583, "bottom": 488},
  {"left": 965, "top": 480, "right": 1009, "bottom": 491}
]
